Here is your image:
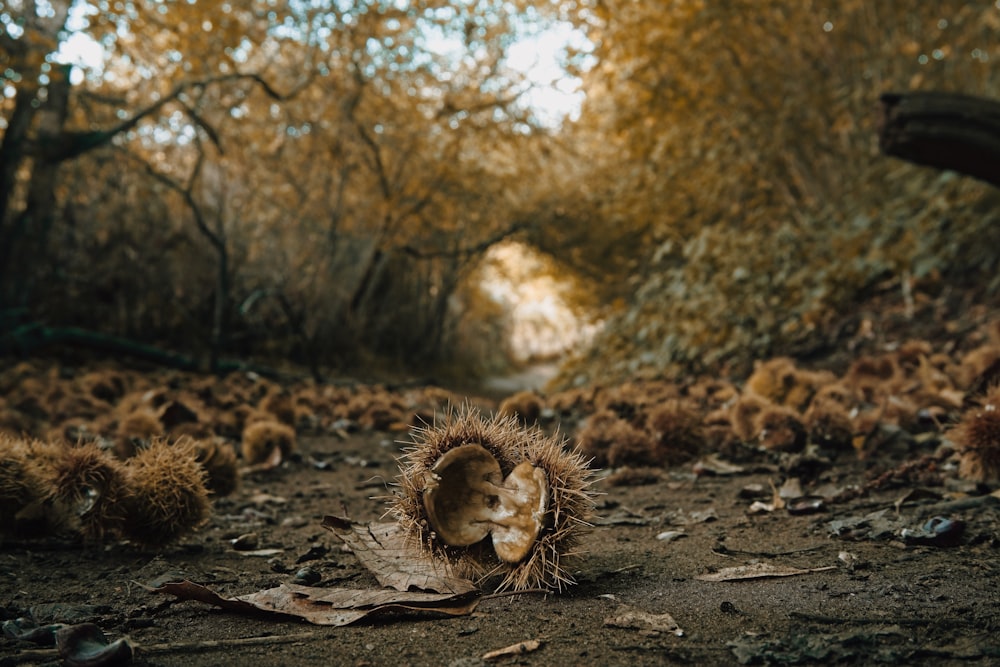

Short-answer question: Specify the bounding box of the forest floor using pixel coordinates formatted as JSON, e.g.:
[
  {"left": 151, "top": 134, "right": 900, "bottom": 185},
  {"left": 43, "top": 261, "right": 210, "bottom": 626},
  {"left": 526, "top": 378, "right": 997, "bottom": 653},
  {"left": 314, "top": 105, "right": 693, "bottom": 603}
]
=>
[
  {"left": 2, "top": 422, "right": 999, "bottom": 666},
  {"left": 3, "top": 276, "right": 1000, "bottom": 666}
]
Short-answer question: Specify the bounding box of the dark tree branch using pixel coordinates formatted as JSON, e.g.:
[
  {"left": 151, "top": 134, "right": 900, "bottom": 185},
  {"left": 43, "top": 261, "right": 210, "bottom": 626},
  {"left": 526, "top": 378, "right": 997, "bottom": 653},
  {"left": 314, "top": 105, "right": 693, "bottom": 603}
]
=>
[
  {"left": 177, "top": 100, "right": 224, "bottom": 152},
  {"left": 0, "top": 323, "right": 297, "bottom": 380},
  {"left": 400, "top": 222, "right": 528, "bottom": 260},
  {"left": 120, "top": 146, "right": 223, "bottom": 253},
  {"left": 118, "top": 143, "right": 229, "bottom": 370},
  {"left": 353, "top": 119, "right": 391, "bottom": 201},
  {"left": 879, "top": 91, "right": 1000, "bottom": 188},
  {"left": 45, "top": 71, "right": 312, "bottom": 163}
]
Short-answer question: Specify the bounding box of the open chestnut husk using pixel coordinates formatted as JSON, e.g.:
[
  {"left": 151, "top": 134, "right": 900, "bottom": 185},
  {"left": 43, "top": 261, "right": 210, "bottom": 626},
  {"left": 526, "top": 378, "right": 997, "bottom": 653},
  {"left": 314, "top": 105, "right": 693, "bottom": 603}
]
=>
[{"left": 390, "top": 408, "right": 596, "bottom": 592}]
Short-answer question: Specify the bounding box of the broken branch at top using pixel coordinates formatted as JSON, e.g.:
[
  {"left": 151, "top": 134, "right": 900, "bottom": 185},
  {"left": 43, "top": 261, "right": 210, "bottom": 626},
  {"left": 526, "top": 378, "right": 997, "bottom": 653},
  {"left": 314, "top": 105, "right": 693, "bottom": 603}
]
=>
[{"left": 879, "top": 91, "right": 1000, "bottom": 188}]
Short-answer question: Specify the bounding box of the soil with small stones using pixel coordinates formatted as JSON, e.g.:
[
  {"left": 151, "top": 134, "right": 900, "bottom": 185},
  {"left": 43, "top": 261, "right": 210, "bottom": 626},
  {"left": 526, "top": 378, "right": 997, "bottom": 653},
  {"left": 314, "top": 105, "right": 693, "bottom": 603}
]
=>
[{"left": 2, "top": 419, "right": 999, "bottom": 667}]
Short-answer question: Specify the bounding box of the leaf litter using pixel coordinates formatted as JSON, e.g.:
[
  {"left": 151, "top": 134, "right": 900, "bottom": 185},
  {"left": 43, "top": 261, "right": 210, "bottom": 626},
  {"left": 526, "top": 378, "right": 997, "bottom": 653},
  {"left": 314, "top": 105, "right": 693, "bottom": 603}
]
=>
[
  {"left": 8, "top": 358, "right": 1000, "bottom": 663},
  {"left": 321, "top": 515, "right": 477, "bottom": 594},
  {"left": 140, "top": 514, "right": 484, "bottom": 628},
  {"left": 145, "top": 580, "right": 480, "bottom": 627}
]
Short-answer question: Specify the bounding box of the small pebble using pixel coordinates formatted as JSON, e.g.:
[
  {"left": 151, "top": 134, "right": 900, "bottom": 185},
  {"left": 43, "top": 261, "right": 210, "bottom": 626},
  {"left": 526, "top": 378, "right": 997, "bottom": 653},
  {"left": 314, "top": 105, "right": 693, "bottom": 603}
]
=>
[
  {"left": 738, "top": 483, "right": 767, "bottom": 499},
  {"left": 231, "top": 533, "right": 260, "bottom": 551},
  {"left": 720, "top": 601, "right": 742, "bottom": 615},
  {"left": 656, "top": 531, "right": 686, "bottom": 542},
  {"left": 296, "top": 544, "right": 329, "bottom": 564},
  {"left": 293, "top": 566, "right": 322, "bottom": 585},
  {"left": 268, "top": 558, "right": 290, "bottom": 574}
]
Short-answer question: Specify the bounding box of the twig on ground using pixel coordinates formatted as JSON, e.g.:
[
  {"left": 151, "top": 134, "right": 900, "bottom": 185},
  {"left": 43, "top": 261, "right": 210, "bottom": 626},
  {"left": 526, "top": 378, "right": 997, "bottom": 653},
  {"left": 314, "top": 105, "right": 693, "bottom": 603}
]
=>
[{"left": 6, "top": 631, "right": 320, "bottom": 665}]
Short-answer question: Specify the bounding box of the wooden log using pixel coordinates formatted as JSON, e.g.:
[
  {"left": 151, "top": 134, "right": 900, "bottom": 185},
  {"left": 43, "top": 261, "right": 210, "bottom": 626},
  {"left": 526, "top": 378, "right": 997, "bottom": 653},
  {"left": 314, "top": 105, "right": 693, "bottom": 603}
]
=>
[
  {"left": 879, "top": 91, "right": 1000, "bottom": 188},
  {"left": 0, "top": 323, "right": 291, "bottom": 380}
]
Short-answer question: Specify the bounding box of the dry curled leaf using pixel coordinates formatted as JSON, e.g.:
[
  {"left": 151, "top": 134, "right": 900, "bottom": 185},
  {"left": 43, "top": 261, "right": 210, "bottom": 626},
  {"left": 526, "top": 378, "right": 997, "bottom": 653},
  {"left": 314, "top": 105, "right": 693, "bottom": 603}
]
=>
[
  {"left": 56, "top": 623, "right": 134, "bottom": 667},
  {"left": 322, "top": 515, "right": 477, "bottom": 594},
  {"left": 692, "top": 454, "right": 745, "bottom": 476},
  {"left": 244, "top": 583, "right": 481, "bottom": 625},
  {"left": 145, "top": 579, "right": 480, "bottom": 626},
  {"left": 482, "top": 639, "right": 543, "bottom": 661},
  {"left": 604, "top": 606, "right": 684, "bottom": 636},
  {"left": 695, "top": 562, "right": 836, "bottom": 582}
]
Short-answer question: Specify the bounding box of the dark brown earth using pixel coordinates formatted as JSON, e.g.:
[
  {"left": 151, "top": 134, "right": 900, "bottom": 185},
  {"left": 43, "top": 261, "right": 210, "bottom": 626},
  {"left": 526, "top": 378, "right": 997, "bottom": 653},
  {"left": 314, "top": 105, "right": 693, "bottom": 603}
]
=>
[
  {"left": 3, "top": 422, "right": 999, "bottom": 667},
  {"left": 4, "top": 278, "right": 1000, "bottom": 666}
]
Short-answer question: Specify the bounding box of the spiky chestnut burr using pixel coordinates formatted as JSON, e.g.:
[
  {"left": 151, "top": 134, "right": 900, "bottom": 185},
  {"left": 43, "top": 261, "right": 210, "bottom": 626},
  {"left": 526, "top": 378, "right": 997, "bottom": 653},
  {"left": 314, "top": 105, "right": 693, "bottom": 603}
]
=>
[
  {"left": 803, "top": 399, "right": 854, "bottom": 451},
  {"left": 577, "top": 409, "right": 642, "bottom": 468},
  {"left": 0, "top": 434, "right": 52, "bottom": 533},
  {"left": 950, "top": 386, "right": 1000, "bottom": 483},
  {"left": 497, "top": 391, "right": 544, "bottom": 425},
  {"left": 48, "top": 442, "right": 130, "bottom": 540},
  {"left": 647, "top": 400, "right": 704, "bottom": 465},
  {"left": 189, "top": 436, "right": 239, "bottom": 496},
  {"left": 120, "top": 437, "right": 211, "bottom": 547},
  {"left": 390, "top": 407, "right": 596, "bottom": 593},
  {"left": 241, "top": 419, "right": 296, "bottom": 467},
  {"left": 114, "top": 408, "right": 163, "bottom": 459},
  {"left": 753, "top": 404, "right": 807, "bottom": 452}
]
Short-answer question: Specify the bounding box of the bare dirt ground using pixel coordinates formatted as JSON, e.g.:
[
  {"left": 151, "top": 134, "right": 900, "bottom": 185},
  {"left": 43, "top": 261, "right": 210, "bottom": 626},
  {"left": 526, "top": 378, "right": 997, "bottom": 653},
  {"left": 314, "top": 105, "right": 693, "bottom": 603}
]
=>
[
  {"left": 4, "top": 278, "right": 1000, "bottom": 666},
  {"left": 3, "top": 422, "right": 999, "bottom": 667}
]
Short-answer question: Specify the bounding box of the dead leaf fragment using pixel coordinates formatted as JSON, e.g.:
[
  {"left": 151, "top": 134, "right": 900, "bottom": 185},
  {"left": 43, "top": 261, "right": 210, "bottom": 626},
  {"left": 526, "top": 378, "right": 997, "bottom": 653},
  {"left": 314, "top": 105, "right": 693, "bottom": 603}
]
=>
[
  {"left": 769, "top": 479, "right": 786, "bottom": 510},
  {"left": 592, "top": 509, "right": 658, "bottom": 526},
  {"left": 747, "top": 500, "right": 777, "bottom": 514},
  {"left": 695, "top": 562, "right": 836, "bottom": 582},
  {"left": 786, "top": 496, "right": 825, "bottom": 515},
  {"left": 604, "top": 606, "right": 684, "bottom": 637},
  {"left": 693, "top": 454, "right": 745, "bottom": 476},
  {"left": 56, "top": 623, "right": 134, "bottom": 667},
  {"left": 236, "top": 548, "right": 284, "bottom": 557},
  {"left": 655, "top": 530, "right": 686, "bottom": 542},
  {"left": 777, "top": 477, "right": 803, "bottom": 500},
  {"left": 145, "top": 579, "right": 480, "bottom": 626},
  {"left": 242, "top": 583, "right": 481, "bottom": 625},
  {"left": 687, "top": 508, "right": 719, "bottom": 523},
  {"left": 322, "top": 515, "right": 477, "bottom": 595},
  {"left": 482, "top": 639, "right": 543, "bottom": 661},
  {"left": 893, "top": 487, "right": 943, "bottom": 513}
]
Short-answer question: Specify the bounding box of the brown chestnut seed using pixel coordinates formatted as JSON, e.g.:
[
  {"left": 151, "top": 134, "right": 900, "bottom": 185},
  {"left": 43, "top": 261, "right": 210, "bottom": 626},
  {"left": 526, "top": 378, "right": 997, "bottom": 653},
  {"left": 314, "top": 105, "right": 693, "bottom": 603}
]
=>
[{"left": 423, "top": 444, "right": 548, "bottom": 563}]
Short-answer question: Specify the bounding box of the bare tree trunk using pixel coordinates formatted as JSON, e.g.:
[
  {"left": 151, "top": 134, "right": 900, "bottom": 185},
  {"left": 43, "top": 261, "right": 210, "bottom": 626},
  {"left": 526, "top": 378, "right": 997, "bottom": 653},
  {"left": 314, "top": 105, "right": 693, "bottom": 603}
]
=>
[
  {"left": 212, "top": 243, "right": 230, "bottom": 371},
  {"left": 0, "top": 86, "right": 40, "bottom": 274}
]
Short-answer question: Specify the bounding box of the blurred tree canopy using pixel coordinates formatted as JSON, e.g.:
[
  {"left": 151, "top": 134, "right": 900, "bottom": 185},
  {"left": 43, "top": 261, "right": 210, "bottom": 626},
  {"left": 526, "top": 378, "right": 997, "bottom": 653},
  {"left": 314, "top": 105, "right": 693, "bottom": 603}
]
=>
[
  {"left": 1, "top": 0, "right": 998, "bottom": 381},
  {"left": 553, "top": 0, "right": 1000, "bottom": 385}
]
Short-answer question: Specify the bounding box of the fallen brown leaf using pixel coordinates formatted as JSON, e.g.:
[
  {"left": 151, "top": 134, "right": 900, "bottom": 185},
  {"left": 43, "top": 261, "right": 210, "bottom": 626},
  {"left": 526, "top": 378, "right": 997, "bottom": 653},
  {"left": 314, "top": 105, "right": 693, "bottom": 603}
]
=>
[
  {"left": 482, "top": 639, "right": 543, "bottom": 661},
  {"left": 695, "top": 562, "right": 836, "bottom": 582},
  {"left": 322, "top": 515, "right": 477, "bottom": 594},
  {"left": 604, "top": 606, "right": 684, "bottom": 636},
  {"left": 145, "top": 579, "right": 480, "bottom": 626},
  {"left": 692, "top": 454, "right": 746, "bottom": 476}
]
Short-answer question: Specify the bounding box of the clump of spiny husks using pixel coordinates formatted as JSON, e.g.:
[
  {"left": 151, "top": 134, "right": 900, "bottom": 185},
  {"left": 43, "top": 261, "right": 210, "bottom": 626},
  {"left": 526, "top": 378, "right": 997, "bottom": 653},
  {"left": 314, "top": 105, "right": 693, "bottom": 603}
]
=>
[
  {"left": 497, "top": 391, "right": 544, "bottom": 425},
  {"left": 120, "top": 437, "right": 211, "bottom": 547},
  {"left": 949, "top": 386, "right": 1000, "bottom": 483},
  {"left": 241, "top": 419, "right": 296, "bottom": 467},
  {"left": 646, "top": 400, "right": 704, "bottom": 465},
  {"left": 0, "top": 435, "right": 57, "bottom": 533},
  {"left": 745, "top": 357, "right": 830, "bottom": 411},
  {"left": 0, "top": 434, "right": 213, "bottom": 545},
  {"left": 190, "top": 437, "right": 240, "bottom": 496},
  {"left": 391, "top": 408, "right": 596, "bottom": 593},
  {"left": 114, "top": 408, "right": 163, "bottom": 459},
  {"left": 577, "top": 410, "right": 651, "bottom": 468},
  {"left": 48, "top": 442, "right": 131, "bottom": 540}
]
